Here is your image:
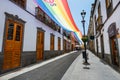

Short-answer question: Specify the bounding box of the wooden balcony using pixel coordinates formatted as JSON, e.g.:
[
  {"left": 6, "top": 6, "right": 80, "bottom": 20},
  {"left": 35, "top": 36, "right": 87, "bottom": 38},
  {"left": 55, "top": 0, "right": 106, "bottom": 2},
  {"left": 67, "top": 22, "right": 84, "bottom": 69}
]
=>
[
  {"left": 96, "top": 16, "right": 103, "bottom": 31},
  {"left": 35, "top": 7, "right": 57, "bottom": 31},
  {"left": 107, "top": 3, "right": 113, "bottom": 18},
  {"left": 45, "top": 21, "right": 57, "bottom": 30},
  {"left": 63, "top": 30, "right": 71, "bottom": 39}
]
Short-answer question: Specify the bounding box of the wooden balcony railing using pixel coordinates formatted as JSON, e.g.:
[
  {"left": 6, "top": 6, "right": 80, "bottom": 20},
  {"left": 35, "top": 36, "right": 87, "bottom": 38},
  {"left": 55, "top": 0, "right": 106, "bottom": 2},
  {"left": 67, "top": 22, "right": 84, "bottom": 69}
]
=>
[
  {"left": 35, "top": 7, "right": 58, "bottom": 31},
  {"left": 107, "top": 3, "right": 113, "bottom": 18},
  {"left": 96, "top": 16, "right": 103, "bottom": 30}
]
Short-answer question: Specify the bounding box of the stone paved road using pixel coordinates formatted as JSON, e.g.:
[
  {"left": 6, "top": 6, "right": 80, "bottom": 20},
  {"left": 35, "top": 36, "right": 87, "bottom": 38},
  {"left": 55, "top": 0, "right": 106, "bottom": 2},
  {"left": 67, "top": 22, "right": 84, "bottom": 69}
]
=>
[{"left": 9, "top": 51, "right": 80, "bottom": 80}]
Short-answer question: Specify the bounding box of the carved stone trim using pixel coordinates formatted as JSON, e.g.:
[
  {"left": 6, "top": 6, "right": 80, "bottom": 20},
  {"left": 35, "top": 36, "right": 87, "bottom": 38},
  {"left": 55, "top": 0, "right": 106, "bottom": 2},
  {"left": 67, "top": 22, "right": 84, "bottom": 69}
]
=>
[
  {"left": 50, "top": 33, "right": 55, "bottom": 36},
  {"left": 4, "top": 12, "right": 26, "bottom": 24},
  {"left": 37, "top": 27, "right": 45, "bottom": 32},
  {"left": 108, "top": 23, "right": 117, "bottom": 37}
]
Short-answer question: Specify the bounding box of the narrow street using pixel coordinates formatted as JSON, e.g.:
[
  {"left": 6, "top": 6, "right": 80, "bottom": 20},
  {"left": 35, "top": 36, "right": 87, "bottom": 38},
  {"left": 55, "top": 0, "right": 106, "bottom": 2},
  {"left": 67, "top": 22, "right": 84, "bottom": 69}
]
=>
[
  {"left": 0, "top": 51, "right": 80, "bottom": 80},
  {"left": 0, "top": 0, "right": 120, "bottom": 80},
  {"left": 1, "top": 50, "right": 120, "bottom": 80}
]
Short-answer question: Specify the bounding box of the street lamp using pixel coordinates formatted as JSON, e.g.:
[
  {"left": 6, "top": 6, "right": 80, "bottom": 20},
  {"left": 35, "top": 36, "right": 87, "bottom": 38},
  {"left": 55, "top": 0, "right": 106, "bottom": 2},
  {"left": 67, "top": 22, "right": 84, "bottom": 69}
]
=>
[{"left": 81, "top": 10, "right": 89, "bottom": 65}]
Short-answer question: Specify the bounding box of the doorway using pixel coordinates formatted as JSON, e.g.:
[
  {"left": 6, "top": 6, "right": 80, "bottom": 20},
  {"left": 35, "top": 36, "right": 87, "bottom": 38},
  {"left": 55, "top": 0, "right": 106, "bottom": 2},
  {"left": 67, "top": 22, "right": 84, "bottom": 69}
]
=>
[
  {"left": 101, "top": 35, "right": 104, "bottom": 58},
  {"left": 36, "top": 30, "right": 44, "bottom": 61},
  {"left": 96, "top": 39, "right": 99, "bottom": 56},
  {"left": 3, "top": 19, "right": 23, "bottom": 70},
  {"left": 110, "top": 36, "right": 119, "bottom": 66}
]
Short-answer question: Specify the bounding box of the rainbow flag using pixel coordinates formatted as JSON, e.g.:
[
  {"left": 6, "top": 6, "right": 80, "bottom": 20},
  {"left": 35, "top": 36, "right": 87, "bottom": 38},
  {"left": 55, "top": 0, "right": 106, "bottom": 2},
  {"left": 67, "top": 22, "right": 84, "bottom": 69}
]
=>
[{"left": 34, "top": 0, "right": 83, "bottom": 43}]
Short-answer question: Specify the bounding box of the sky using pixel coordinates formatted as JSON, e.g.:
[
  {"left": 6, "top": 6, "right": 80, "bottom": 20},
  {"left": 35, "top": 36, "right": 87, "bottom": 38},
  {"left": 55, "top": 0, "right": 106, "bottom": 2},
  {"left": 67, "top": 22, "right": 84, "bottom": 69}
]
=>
[{"left": 68, "top": 0, "right": 95, "bottom": 35}]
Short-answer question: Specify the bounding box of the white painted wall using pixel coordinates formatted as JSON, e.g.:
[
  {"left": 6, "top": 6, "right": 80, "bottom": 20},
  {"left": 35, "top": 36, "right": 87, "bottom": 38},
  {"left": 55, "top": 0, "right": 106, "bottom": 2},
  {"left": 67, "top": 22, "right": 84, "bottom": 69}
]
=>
[
  {"left": 118, "top": 38, "right": 120, "bottom": 55},
  {"left": 26, "top": 0, "right": 37, "bottom": 15},
  {"left": 102, "top": 23, "right": 110, "bottom": 54},
  {"left": 100, "top": 0, "right": 107, "bottom": 23},
  {"left": 93, "top": 16, "right": 97, "bottom": 53},
  {"left": 0, "top": 0, "right": 63, "bottom": 52},
  {"left": 54, "top": 31, "right": 62, "bottom": 50},
  {"left": 93, "top": 0, "right": 120, "bottom": 55},
  {"left": 103, "top": 4, "right": 120, "bottom": 54},
  {"left": 111, "top": 4, "right": 120, "bottom": 55},
  {"left": 43, "top": 25, "right": 63, "bottom": 50},
  {"left": 0, "top": 0, "right": 11, "bottom": 52},
  {"left": 98, "top": 36, "right": 101, "bottom": 53},
  {"left": 112, "top": 0, "right": 120, "bottom": 9},
  {"left": 0, "top": 3, "right": 6, "bottom": 52},
  {"left": 92, "top": 0, "right": 100, "bottom": 53}
]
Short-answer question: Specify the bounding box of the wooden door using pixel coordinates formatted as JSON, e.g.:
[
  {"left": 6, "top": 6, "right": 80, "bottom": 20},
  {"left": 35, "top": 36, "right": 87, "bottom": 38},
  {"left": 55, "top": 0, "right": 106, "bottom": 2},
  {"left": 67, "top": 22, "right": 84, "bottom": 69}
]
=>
[
  {"left": 111, "top": 37, "right": 119, "bottom": 66},
  {"left": 63, "top": 39, "right": 66, "bottom": 52},
  {"left": 71, "top": 44, "right": 74, "bottom": 51},
  {"left": 96, "top": 39, "right": 99, "bottom": 55},
  {"left": 36, "top": 31, "right": 44, "bottom": 61},
  {"left": 101, "top": 35, "right": 104, "bottom": 58},
  {"left": 3, "top": 20, "right": 23, "bottom": 70},
  {"left": 50, "top": 35, "right": 54, "bottom": 50},
  {"left": 58, "top": 37, "right": 61, "bottom": 50}
]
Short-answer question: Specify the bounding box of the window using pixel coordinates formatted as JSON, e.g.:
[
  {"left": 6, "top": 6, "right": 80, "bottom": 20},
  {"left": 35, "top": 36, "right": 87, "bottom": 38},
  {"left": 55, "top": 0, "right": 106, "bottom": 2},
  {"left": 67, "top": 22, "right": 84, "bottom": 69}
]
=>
[
  {"left": 15, "top": 25, "right": 21, "bottom": 41},
  {"left": 97, "top": 3, "right": 102, "bottom": 28},
  {"left": 11, "top": 0, "right": 27, "bottom": 9},
  {"left": 106, "top": 0, "right": 111, "bottom": 8},
  {"left": 105, "top": 0, "right": 113, "bottom": 17},
  {"left": 6, "top": 20, "right": 23, "bottom": 41},
  {"left": 7, "top": 23, "right": 14, "bottom": 40},
  {"left": 50, "top": 34, "right": 54, "bottom": 50}
]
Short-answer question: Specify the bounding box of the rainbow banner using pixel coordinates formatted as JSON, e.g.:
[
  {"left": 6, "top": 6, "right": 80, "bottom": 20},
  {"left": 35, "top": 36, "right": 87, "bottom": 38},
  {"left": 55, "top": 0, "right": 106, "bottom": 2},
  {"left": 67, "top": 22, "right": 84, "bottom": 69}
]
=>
[
  {"left": 34, "top": 0, "right": 83, "bottom": 43},
  {"left": 74, "top": 32, "right": 83, "bottom": 44}
]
